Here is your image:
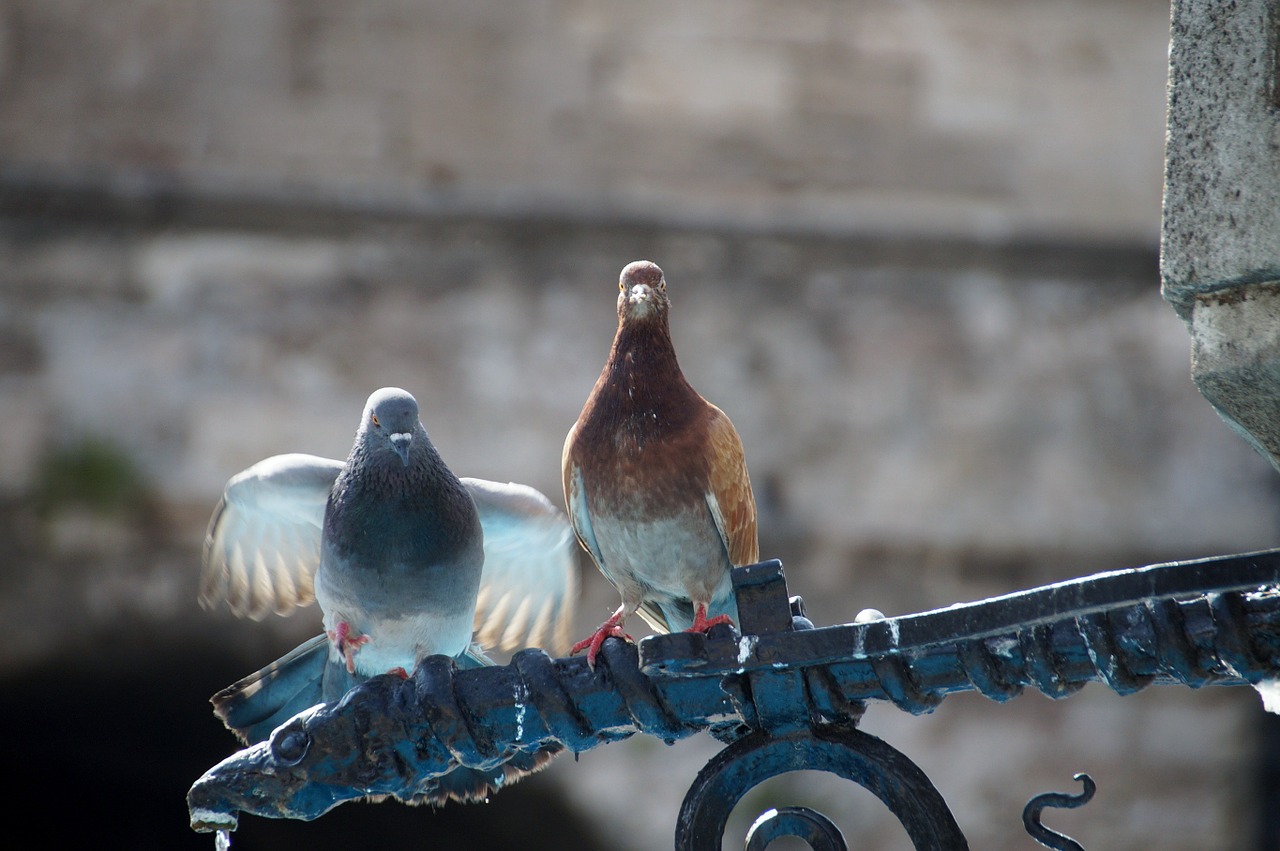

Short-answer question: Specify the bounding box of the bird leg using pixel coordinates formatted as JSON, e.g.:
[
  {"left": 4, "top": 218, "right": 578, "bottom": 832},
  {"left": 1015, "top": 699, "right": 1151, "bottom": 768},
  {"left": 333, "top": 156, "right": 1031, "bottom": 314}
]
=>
[
  {"left": 570, "top": 603, "right": 634, "bottom": 668},
  {"left": 686, "top": 602, "right": 733, "bottom": 634},
  {"left": 327, "top": 621, "right": 371, "bottom": 674}
]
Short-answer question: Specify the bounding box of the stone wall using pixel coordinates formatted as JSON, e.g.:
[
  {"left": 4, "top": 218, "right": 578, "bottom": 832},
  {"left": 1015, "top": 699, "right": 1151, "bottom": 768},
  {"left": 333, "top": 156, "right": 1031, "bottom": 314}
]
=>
[{"left": 1, "top": 0, "right": 1171, "bottom": 243}]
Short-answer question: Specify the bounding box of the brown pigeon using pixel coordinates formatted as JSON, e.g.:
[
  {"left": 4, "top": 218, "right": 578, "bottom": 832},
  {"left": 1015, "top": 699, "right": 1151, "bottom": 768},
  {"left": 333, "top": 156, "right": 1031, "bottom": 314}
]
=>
[{"left": 562, "top": 260, "right": 759, "bottom": 666}]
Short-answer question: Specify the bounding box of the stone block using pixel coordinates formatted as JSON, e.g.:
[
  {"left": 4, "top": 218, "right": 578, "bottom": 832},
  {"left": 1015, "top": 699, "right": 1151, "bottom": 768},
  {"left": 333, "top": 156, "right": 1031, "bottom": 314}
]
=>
[
  {"left": 1187, "top": 283, "right": 1280, "bottom": 468},
  {"left": 1161, "top": 0, "right": 1280, "bottom": 313},
  {"left": 1161, "top": 0, "right": 1280, "bottom": 471}
]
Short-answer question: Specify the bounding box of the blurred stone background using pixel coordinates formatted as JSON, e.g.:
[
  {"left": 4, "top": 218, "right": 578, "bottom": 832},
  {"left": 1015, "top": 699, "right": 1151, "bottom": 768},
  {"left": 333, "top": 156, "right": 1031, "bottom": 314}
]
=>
[{"left": 2, "top": 1, "right": 1278, "bottom": 849}]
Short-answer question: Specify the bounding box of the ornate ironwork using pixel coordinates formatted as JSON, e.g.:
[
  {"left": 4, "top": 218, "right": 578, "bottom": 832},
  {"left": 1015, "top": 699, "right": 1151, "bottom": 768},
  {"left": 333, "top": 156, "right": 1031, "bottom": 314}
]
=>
[
  {"left": 1023, "top": 774, "right": 1095, "bottom": 851},
  {"left": 188, "top": 548, "right": 1280, "bottom": 848},
  {"left": 676, "top": 724, "right": 966, "bottom": 850},
  {"left": 745, "top": 806, "right": 847, "bottom": 851}
]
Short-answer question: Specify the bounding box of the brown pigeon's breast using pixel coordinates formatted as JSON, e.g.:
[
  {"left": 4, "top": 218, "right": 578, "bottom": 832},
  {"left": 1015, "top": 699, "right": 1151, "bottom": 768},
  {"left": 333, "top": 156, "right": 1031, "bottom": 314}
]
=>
[
  {"left": 584, "top": 463, "right": 702, "bottom": 520},
  {"left": 579, "top": 425, "right": 709, "bottom": 515}
]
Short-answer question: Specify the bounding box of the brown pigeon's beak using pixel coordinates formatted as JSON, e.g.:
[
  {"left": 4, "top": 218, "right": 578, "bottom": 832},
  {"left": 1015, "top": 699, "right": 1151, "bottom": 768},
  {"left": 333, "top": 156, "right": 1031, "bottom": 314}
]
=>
[
  {"left": 390, "top": 432, "right": 412, "bottom": 466},
  {"left": 628, "top": 284, "right": 652, "bottom": 305}
]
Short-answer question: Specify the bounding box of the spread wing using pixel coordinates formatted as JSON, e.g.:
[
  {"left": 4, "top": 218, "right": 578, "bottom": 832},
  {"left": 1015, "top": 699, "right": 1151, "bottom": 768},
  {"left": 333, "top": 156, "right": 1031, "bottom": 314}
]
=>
[
  {"left": 202, "top": 455, "right": 580, "bottom": 655},
  {"left": 465, "top": 478, "right": 580, "bottom": 656},
  {"left": 703, "top": 407, "right": 759, "bottom": 567},
  {"left": 199, "top": 453, "right": 342, "bottom": 620}
]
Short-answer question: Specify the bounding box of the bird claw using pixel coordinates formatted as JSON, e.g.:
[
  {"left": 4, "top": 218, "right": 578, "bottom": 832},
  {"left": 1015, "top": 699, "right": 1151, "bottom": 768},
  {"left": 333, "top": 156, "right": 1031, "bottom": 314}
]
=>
[
  {"left": 571, "top": 621, "right": 633, "bottom": 669},
  {"left": 327, "top": 621, "right": 371, "bottom": 674},
  {"left": 687, "top": 605, "right": 734, "bottom": 635}
]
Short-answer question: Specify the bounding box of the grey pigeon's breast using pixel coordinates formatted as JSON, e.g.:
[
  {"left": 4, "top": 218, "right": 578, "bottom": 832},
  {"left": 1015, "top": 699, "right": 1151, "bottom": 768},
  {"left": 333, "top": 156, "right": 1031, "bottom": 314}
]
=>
[
  {"left": 324, "top": 510, "right": 482, "bottom": 613},
  {"left": 318, "top": 464, "right": 484, "bottom": 621},
  {"left": 314, "top": 498, "right": 484, "bottom": 672}
]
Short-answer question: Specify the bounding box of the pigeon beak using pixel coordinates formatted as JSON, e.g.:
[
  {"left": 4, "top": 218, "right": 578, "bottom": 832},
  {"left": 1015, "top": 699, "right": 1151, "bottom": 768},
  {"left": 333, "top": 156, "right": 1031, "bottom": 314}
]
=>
[
  {"left": 390, "top": 432, "right": 412, "bottom": 466},
  {"left": 628, "top": 284, "right": 651, "bottom": 304}
]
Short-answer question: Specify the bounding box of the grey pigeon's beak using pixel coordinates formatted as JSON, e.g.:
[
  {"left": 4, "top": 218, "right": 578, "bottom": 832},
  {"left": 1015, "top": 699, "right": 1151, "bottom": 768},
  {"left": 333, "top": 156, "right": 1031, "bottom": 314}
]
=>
[{"left": 390, "top": 432, "right": 412, "bottom": 466}]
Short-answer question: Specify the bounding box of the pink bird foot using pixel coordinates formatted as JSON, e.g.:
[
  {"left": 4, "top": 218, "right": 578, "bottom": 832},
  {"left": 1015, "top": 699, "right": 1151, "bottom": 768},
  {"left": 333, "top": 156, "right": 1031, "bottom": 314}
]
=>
[
  {"left": 571, "top": 606, "right": 634, "bottom": 668},
  {"left": 686, "top": 603, "right": 733, "bottom": 635},
  {"left": 327, "top": 621, "right": 371, "bottom": 674}
]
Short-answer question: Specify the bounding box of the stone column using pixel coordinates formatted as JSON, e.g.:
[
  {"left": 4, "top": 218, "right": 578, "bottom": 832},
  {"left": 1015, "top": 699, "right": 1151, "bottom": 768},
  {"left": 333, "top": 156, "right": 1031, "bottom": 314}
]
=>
[{"left": 1161, "top": 0, "right": 1280, "bottom": 469}]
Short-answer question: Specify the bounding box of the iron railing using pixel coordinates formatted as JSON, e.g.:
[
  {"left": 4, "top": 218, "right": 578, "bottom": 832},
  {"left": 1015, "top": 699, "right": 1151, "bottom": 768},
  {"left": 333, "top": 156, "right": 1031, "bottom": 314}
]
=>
[{"left": 188, "top": 548, "right": 1280, "bottom": 849}]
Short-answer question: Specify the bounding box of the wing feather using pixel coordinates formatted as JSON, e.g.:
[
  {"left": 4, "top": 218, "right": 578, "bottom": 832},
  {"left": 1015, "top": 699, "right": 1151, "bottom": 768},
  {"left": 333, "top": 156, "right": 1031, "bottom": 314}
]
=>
[
  {"left": 464, "top": 477, "right": 580, "bottom": 656},
  {"left": 201, "top": 456, "right": 580, "bottom": 655},
  {"left": 199, "top": 453, "right": 342, "bottom": 620},
  {"left": 561, "top": 426, "right": 608, "bottom": 576},
  {"left": 703, "top": 407, "right": 760, "bottom": 567}
]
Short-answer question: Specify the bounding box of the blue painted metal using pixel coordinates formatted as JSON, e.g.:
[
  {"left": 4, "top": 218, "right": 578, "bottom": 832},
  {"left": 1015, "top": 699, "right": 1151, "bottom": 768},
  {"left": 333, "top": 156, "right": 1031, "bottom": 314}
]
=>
[
  {"left": 745, "top": 806, "right": 847, "bottom": 851},
  {"left": 675, "top": 725, "right": 967, "bottom": 850},
  {"left": 188, "top": 548, "right": 1280, "bottom": 848},
  {"left": 1023, "top": 774, "right": 1096, "bottom": 851}
]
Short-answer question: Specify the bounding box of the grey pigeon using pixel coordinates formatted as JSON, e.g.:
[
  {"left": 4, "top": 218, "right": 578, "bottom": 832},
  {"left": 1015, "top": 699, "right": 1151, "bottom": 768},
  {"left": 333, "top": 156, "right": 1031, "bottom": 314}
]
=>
[{"left": 199, "top": 387, "right": 577, "bottom": 803}]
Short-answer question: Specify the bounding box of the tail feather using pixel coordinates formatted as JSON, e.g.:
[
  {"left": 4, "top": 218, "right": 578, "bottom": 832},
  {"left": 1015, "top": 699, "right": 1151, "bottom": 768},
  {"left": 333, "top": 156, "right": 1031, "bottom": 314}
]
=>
[
  {"left": 213, "top": 640, "right": 493, "bottom": 745},
  {"left": 212, "top": 637, "right": 558, "bottom": 804},
  {"left": 403, "top": 744, "right": 564, "bottom": 806},
  {"left": 458, "top": 643, "right": 496, "bottom": 669},
  {"left": 212, "top": 639, "right": 558, "bottom": 808},
  {"left": 649, "top": 591, "right": 739, "bottom": 633},
  {"left": 211, "top": 634, "right": 358, "bottom": 745}
]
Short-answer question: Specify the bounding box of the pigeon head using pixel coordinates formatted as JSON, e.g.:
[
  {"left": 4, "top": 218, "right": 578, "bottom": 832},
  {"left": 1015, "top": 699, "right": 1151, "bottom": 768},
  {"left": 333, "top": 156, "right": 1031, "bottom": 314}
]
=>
[
  {"left": 361, "top": 387, "right": 422, "bottom": 466},
  {"left": 616, "top": 260, "right": 669, "bottom": 324}
]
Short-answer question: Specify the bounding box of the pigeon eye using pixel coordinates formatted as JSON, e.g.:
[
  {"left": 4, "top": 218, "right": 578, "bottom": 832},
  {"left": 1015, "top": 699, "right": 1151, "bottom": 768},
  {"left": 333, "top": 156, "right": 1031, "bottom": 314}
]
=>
[
  {"left": 371, "top": 414, "right": 380, "bottom": 427},
  {"left": 618, "top": 280, "right": 625, "bottom": 292}
]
